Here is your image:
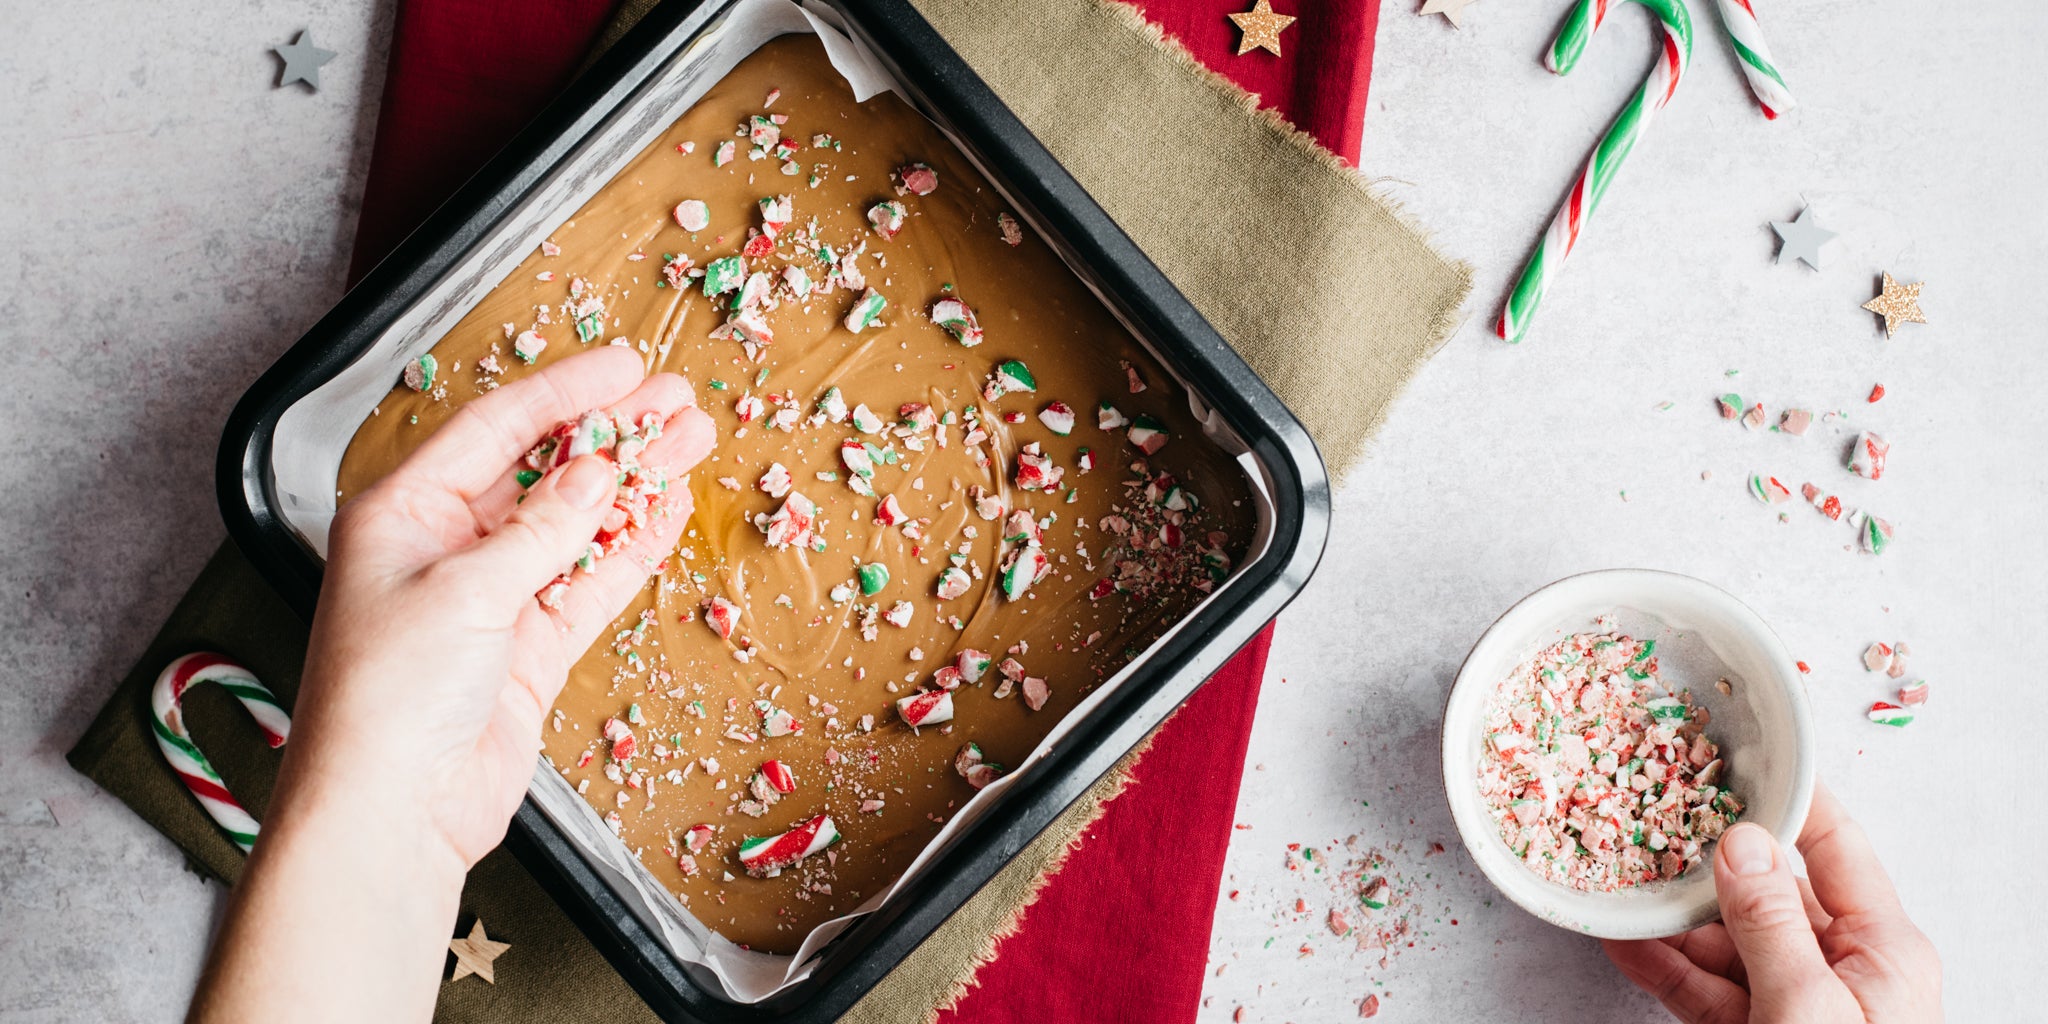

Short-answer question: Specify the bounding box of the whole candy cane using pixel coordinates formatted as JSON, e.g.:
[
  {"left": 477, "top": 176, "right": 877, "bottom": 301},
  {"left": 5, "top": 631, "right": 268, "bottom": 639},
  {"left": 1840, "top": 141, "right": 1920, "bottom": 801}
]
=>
[
  {"left": 151, "top": 652, "right": 292, "bottom": 852},
  {"left": 1496, "top": 0, "right": 1693, "bottom": 344},
  {"left": 1713, "top": 0, "right": 1795, "bottom": 119}
]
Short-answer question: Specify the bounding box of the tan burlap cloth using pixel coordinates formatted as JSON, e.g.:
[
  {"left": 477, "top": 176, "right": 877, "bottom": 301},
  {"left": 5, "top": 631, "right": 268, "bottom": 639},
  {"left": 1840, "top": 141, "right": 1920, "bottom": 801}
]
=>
[{"left": 69, "top": 0, "right": 1466, "bottom": 1020}]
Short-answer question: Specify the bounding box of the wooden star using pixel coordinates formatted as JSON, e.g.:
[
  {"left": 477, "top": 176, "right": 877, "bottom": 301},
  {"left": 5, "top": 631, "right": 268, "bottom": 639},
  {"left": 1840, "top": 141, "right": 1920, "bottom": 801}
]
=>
[
  {"left": 1419, "top": 0, "right": 1481, "bottom": 29},
  {"left": 1229, "top": 0, "right": 1296, "bottom": 57},
  {"left": 448, "top": 919, "right": 511, "bottom": 984},
  {"left": 1860, "top": 272, "right": 1927, "bottom": 338}
]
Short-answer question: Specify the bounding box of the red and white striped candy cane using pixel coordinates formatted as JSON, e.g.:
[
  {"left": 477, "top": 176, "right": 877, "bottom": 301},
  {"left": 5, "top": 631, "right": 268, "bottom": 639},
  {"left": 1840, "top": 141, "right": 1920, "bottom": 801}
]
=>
[
  {"left": 1496, "top": 0, "right": 1693, "bottom": 343},
  {"left": 150, "top": 653, "right": 292, "bottom": 852},
  {"left": 1713, "top": 0, "right": 1795, "bottom": 119}
]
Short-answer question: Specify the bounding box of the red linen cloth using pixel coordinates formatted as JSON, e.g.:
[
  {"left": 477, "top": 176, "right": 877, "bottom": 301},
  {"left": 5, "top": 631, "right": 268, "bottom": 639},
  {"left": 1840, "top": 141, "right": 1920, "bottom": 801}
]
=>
[
  {"left": 942, "top": 2, "right": 1374, "bottom": 1018},
  {"left": 347, "top": 1, "right": 1374, "bottom": 1019}
]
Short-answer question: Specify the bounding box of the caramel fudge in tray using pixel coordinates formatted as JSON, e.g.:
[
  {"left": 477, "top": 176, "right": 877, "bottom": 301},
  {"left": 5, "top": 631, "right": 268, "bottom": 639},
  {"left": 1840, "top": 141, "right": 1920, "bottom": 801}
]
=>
[{"left": 340, "top": 34, "right": 1253, "bottom": 952}]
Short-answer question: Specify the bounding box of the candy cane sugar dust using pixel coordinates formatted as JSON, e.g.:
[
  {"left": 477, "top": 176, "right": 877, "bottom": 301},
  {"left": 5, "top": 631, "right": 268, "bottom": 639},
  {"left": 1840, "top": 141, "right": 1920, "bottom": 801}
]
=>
[{"left": 1475, "top": 629, "right": 1744, "bottom": 892}]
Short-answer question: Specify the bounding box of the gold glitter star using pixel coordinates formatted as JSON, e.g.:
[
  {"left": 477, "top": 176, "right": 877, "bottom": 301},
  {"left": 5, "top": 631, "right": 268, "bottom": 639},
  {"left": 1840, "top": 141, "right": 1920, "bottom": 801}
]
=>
[
  {"left": 448, "top": 919, "right": 512, "bottom": 984},
  {"left": 1419, "top": 0, "right": 1481, "bottom": 29},
  {"left": 1229, "top": 0, "right": 1296, "bottom": 57},
  {"left": 1861, "top": 272, "right": 1927, "bottom": 338}
]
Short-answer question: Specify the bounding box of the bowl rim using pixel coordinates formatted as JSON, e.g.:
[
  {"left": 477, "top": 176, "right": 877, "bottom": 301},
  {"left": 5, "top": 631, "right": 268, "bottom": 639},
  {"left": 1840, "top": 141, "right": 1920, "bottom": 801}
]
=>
[{"left": 1439, "top": 568, "right": 1816, "bottom": 939}]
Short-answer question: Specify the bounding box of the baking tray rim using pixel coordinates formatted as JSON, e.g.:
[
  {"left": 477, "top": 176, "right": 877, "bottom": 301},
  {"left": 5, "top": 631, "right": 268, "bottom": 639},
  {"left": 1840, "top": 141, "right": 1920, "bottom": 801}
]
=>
[{"left": 216, "top": 0, "right": 1331, "bottom": 1018}]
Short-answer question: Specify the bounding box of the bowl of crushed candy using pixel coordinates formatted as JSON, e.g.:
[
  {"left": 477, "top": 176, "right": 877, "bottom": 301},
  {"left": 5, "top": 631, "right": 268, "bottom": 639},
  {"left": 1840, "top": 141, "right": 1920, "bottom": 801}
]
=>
[{"left": 1440, "top": 569, "right": 1816, "bottom": 939}]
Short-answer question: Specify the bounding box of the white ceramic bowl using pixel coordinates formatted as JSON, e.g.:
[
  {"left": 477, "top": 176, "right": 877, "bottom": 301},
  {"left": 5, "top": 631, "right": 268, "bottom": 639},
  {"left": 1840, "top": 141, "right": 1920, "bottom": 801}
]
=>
[{"left": 1441, "top": 569, "right": 1816, "bottom": 939}]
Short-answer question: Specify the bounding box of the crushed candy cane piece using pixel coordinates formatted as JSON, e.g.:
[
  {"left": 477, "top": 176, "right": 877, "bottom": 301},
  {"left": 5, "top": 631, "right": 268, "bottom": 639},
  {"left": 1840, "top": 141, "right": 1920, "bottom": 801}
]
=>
[
  {"left": 875, "top": 493, "right": 906, "bottom": 526},
  {"left": 983, "top": 359, "right": 1035, "bottom": 400},
  {"left": 1098, "top": 402, "right": 1129, "bottom": 431},
  {"left": 896, "top": 162, "right": 938, "bottom": 195},
  {"left": 999, "top": 542, "right": 1049, "bottom": 601},
  {"left": 755, "top": 699, "right": 802, "bottom": 738},
  {"left": 843, "top": 288, "right": 887, "bottom": 332},
  {"left": 997, "top": 212, "right": 1023, "bottom": 246},
  {"left": 1897, "top": 680, "right": 1929, "bottom": 706},
  {"left": 935, "top": 566, "right": 971, "bottom": 600},
  {"left": 758, "top": 461, "right": 793, "bottom": 498},
  {"left": 1014, "top": 442, "right": 1064, "bottom": 492},
  {"left": 782, "top": 264, "right": 812, "bottom": 298},
  {"left": 713, "top": 139, "right": 736, "bottom": 166},
  {"left": 851, "top": 403, "right": 885, "bottom": 434},
  {"left": 1128, "top": 414, "right": 1169, "bottom": 455},
  {"left": 816, "top": 386, "right": 848, "bottom": 423},
  {"left": 733, "top": 393, "right": 764, "bottom": 423},
  {"left": 603, "top": 716, "right": 637, "bottom": 762},
  {"left": 1038, "top": 401, "right": 1076, "bottom": 436},
  {"left": 1021, "top": 677, "right": 1049, "bottom": 711},
  {"left": 858, "top": 562, "right": 890, "bottom": 596},
  {"left": 757, "top": 194, "right": 793, "bottom": 238},
  {"left": 1741, "top": 403, "right": 1768, "bottom": 431},
  {"left": 513, "top": 330, "right": 547, "bottom": 364},
  {"left": 1863, "top": 642, "right": 1894, "bottom": 673},
  {"left": 1748, "top": 474, "right": 1791, "bottom": 505},
  {"left": 737, "top": 814, "right": 838, "bottom": 877},
  {"left": 1801, "top": 482, "right": 1844, "bottom": 520},
  {"left": 673, "top": 199, "right": 710, "bottom": 232},
  {"left": 1848, "top": 431, "right": 1889, "bottom": 480},
  {"left": 401, "top": 353, "right": 437, "bottom": 392},
  {"left": 930, "top": 298, "right": 983, "bottom": 346},
  {"left": 682, "top": 824, "right": 716, "bottom": 853},
  {"left": 1866, "top": 701, "right": 1913, "bottom": 727},
  {"left": 1717, "top": 393, "right": 1743, "bottom": 419},
  {"left": 1859, "top": 513, "right": 1895, "bottom": 554},
  {"left": 758, "top": 759, "right": 796, "bottom": 793},
  {"left": 1779, "top": 408, "right": 1812, "bottom": 436},
  {"left": 841, "top": 438, "right": 875, "bottom": 482},
  {"left": 956, "top": 649, "right": 992, "bottom": 683},
  {"left": 704, "top": 596, "right": 741, "bottom": 640},
  {"left": 702, "top": 255, "right": 745, "bottom": 297},
  {"left": 954, "top": 743, "right": 1004, "bottom": 788},
  {"left": 762, "top": 492, "right": 819, "bottom": 551},
  {"left": 896, "top": 689, "right": 954, "bottom": 728},
  {"left": 867, "top": 200, "right": 907, "bottom": 239}
]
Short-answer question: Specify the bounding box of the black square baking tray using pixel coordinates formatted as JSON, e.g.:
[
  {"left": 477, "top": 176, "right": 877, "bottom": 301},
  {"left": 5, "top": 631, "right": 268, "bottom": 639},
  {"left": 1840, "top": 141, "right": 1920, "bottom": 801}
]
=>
[{"left": 218, "top": 0, "right": 1328, "bottom": 1018}]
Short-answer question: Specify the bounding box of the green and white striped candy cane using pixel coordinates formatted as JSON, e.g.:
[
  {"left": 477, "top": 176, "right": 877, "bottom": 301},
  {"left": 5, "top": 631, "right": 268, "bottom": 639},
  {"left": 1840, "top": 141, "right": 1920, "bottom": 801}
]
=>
[
  {"left": 1496, "top": 0, "right": 1693, "bottom": 344},
  {"left": 1714, "top": 0, "right": 1795, "bottom": 120},
  {"left": 151, "top": 652, "right": 292, "bottom": 852}
]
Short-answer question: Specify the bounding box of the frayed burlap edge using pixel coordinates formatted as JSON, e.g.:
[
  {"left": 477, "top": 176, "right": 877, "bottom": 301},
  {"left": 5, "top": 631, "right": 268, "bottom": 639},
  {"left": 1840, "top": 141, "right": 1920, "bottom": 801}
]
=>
[{"left": 910, "top": 0, "right": 1472, "bottom": 484}]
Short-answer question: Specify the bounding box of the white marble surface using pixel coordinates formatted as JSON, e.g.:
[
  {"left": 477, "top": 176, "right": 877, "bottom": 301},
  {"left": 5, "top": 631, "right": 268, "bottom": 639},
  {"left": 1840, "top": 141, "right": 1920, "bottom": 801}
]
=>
[{"left": 1, "top": 1, "right": 2037, "bottom": 1021}]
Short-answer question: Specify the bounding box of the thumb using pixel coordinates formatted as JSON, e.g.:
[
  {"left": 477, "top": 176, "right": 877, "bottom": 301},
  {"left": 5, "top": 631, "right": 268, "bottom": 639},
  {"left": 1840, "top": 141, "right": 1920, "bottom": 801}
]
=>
[
  {"left": 446, "top": 454, "right": 616, "bottom": 600},
  {"left": 1713, "top": 822, "right": 1836, "bottom": 1017}
]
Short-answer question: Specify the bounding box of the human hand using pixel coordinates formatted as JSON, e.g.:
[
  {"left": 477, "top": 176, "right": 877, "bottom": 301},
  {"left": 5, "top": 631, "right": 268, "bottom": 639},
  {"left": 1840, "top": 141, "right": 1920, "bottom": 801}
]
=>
[
  {"left": 292, "top": 346, "right": 716, "bottom": 868},
  {"left": 193, "top": 347, "right": 717, "bottom": 1022},
  {"left": 1603, "top": 782, "right": 1941, "bottom": 1023}
]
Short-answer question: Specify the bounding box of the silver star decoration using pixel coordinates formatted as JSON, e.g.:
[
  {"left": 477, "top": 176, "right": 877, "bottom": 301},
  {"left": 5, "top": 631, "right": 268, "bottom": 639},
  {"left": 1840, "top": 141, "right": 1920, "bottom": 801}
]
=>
[
  {"left": 1770, "top": 205, "right": 1837, "bottom": 271},
  {"left": 273, "top": 30, "right": 337, "bottom": 91}
]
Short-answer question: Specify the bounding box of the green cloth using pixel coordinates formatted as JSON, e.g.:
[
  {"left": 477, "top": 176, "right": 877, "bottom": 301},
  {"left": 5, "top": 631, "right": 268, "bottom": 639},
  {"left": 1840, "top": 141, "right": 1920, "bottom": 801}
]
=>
[{"left": 68, "top": 0, "right": 1470, "bottom": 1020}]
